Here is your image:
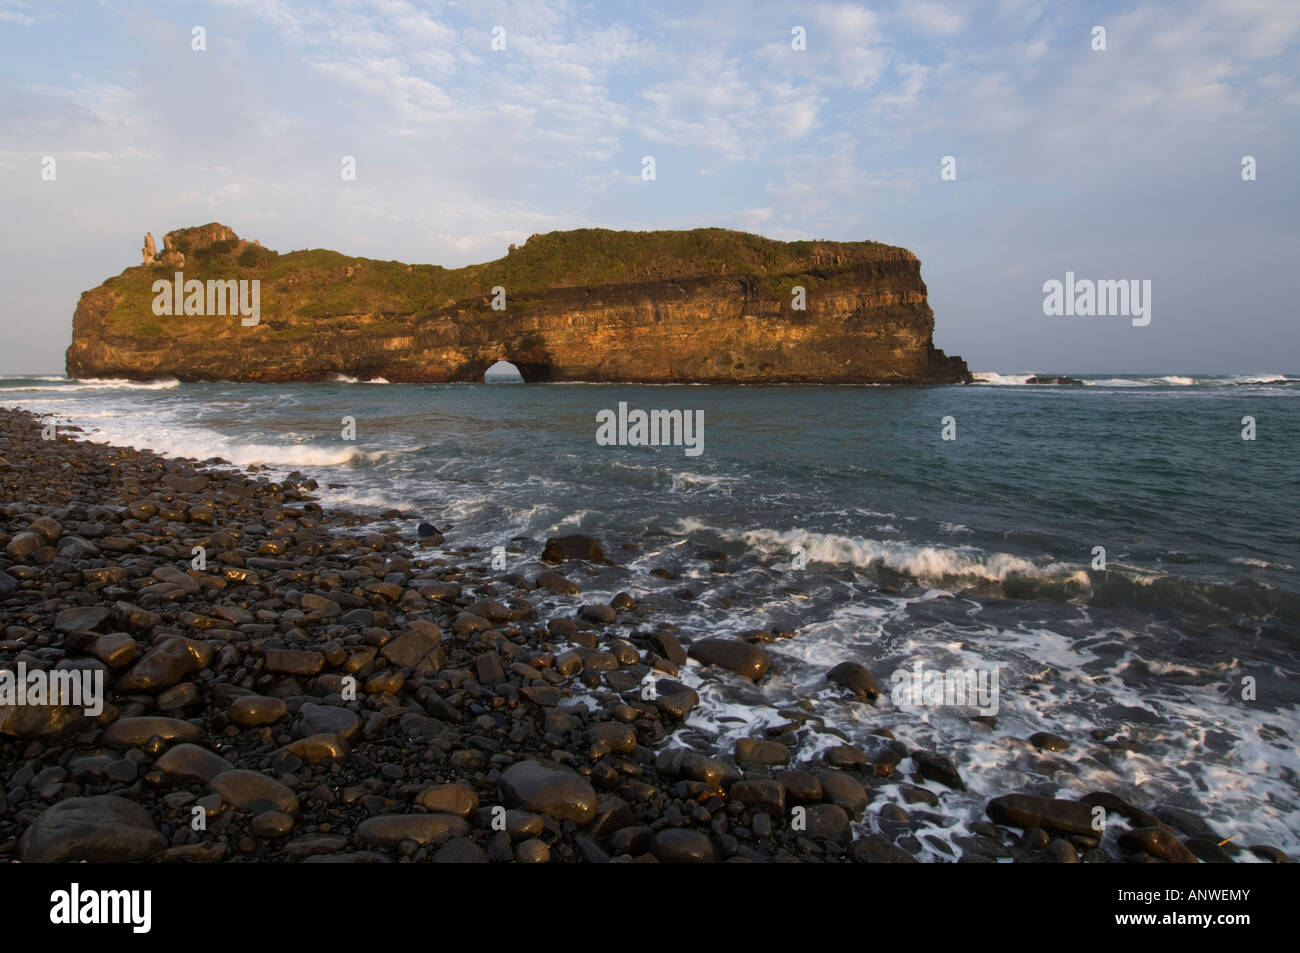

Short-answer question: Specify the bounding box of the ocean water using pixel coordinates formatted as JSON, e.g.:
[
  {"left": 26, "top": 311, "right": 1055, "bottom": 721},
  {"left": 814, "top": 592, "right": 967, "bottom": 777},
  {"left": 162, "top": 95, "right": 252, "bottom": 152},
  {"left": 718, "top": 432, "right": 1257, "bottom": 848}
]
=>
[{"left": 4, "top": 371, "right": 1299, "bottom": 857}]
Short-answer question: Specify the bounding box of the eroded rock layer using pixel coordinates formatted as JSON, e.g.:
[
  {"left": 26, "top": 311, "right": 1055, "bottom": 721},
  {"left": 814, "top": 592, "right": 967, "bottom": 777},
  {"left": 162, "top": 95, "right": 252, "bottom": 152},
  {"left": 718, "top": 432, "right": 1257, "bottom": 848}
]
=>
[{"left": 65, "top": 224, "right": 969, "bottom": 384}]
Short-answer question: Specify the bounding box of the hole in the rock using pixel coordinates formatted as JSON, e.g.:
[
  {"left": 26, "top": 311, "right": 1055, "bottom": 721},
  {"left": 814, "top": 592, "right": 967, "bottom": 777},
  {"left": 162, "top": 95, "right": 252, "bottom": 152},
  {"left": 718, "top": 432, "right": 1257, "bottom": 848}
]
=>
[{"left": 484, "top": 360, "right": 524, "bottom": 383}]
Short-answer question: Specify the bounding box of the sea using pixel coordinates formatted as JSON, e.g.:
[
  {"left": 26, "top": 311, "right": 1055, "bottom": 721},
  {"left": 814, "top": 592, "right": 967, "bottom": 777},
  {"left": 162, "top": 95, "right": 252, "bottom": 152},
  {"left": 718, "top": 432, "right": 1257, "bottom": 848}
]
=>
[{"left": 4, "top": 370, "right": 1298, "bottom": 858}]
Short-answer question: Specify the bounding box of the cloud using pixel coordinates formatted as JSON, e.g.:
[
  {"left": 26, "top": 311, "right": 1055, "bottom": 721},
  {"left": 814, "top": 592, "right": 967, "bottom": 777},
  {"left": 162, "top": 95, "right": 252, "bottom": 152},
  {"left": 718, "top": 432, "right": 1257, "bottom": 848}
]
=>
[{"left": 897, "top": 1, "right": 966, "bottom": 35}]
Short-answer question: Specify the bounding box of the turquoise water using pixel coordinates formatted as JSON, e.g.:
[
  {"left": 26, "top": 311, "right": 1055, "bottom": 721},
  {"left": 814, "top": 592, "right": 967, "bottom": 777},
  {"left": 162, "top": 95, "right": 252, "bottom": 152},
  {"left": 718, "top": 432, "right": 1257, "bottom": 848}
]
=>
[{"left": 5, "top": 372, "right": 1299, "bottom": 854}]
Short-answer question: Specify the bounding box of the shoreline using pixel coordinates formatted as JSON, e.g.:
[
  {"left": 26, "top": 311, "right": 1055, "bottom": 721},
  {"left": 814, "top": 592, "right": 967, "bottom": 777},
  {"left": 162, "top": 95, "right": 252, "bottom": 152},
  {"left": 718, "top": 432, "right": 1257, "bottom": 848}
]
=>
[{"left": 0, "top": 405, "right": 1289, "bottom": 863}]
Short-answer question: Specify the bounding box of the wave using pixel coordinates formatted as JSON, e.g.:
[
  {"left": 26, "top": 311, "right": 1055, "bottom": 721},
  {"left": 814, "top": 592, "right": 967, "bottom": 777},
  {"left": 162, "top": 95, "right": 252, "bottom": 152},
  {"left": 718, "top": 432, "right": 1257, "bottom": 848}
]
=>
[
  {"left": 0, "top": 377, "right": 180, "bottom": 393},
  {"left": 716, "top": 527, "right": 1300, "bottom": 624},
  {"left": 738, "top": 526, "right": 1084, "bottom": 585},
  {"left": 51, "top": 415, "right": 408, "bottom": 468},
  {"left": 974, "top": 372, "right": 1299, "bottom": 389},
  {"left": 329, "top": 374, "right": 390, "bottom": 384}
]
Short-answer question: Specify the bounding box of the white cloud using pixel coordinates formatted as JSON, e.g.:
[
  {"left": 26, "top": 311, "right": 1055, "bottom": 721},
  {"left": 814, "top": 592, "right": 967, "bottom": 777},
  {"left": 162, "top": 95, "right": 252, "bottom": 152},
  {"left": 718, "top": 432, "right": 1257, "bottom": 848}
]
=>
[{"left": 898, "top": 1, "right": 966, "bottom": 36}]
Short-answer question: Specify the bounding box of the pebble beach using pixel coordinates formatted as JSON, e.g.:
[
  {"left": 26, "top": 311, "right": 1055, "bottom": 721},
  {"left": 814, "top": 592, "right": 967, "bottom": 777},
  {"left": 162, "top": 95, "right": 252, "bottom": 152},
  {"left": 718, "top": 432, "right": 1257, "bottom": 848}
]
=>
[{"left": 0, "top": 405, "right": 1290, "bottom": 864}]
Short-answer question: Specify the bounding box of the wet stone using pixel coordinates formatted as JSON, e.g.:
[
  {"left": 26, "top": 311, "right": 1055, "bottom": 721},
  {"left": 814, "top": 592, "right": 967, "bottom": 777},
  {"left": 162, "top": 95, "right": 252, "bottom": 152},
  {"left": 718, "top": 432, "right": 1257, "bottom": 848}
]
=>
[
  {"left": 103, "top": 716, "right": 203, "bottom": 747},
  {"left": 826, "top": 661, "right": 880, "bottom": 701},
  {"left": 1117, "top": 827, "right": 1199, "bottom": 864},
  {"left": 1029, "top": 732, "right": 1071, "bottom": 752},
  {"left": 20, "top": 795, "right": 166, "bottom": 862},
  {"left": 651, "top": 828, "right": 715, "bottom": 863},
  {"left": 434, "top": 837, "right": 490, "bottom": 863},
  {"left": 687, "top": 638, "right": 770, "bottom": 681},
  {"left": 415, "top": 783, "right": 479, "bottom": 817},
  {"left": 736, "top": 738, "right": 790, "bottom": 765},
  {"left": 229, "top": 695, "right": 287, "bottom": 727},
  {"left": 297, "top": 702, "right": 360, "bottom": 741},
  {"left": 911, "top": 750, "right": 965, "bottom": 791},
  {"left": 251, "top": 811, "right": 294, "bottom": 838},
  {"left": 154, "top": 744, "right": 234, "bottom": 784},
  {"left": 498, "top": 760, "right": 598, "bottom": 824},
  {"left": 210, "top": 769, "right": 300, "bottom": 814},
  {"left": 356, "top": 813, "right": 469, "bottom": 847}
]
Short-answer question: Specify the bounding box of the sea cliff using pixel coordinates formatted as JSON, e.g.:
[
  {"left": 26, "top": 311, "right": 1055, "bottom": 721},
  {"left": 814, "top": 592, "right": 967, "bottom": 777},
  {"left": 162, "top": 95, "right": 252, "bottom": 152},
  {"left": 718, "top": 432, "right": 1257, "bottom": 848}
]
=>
[{"left": 65, "top": 224, "right": 970, "bottom": 385}]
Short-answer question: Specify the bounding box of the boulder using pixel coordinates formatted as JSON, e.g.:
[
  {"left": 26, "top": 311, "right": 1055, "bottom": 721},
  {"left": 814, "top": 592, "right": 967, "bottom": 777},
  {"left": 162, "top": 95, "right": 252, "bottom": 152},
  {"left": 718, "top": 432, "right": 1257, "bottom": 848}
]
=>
[
  {"left": 687, "top": 638, "right": 770, "bottom": 681},
  {"left": 498, "top": 760, "right": 598, "bottom": 824},
  {"left": 541, "top": 534, "right": 605, "bottom": 564},
  {"left": 20, "top": 796, "right": 165, "bottom": 862}
]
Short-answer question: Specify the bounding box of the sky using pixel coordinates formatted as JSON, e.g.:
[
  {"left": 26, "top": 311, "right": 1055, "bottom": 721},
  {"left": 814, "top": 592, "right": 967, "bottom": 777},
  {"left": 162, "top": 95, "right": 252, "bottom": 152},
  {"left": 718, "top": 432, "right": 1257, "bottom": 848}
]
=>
[{"left": 1, "top": 0, "right": 1297, "bottom": 376}]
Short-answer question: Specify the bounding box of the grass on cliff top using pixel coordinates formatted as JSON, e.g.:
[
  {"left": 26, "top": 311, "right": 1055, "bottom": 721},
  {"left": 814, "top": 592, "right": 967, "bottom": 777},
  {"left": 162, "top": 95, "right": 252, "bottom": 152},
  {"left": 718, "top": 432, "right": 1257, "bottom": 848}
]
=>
[{"left": 105, "top": 227, "right": 907, "bottom": 337}]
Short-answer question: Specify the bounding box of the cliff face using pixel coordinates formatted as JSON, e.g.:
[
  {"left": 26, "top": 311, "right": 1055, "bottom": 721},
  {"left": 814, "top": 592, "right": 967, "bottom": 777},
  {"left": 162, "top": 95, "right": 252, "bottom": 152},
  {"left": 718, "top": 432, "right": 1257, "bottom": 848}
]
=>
[{"left": 65, "top": 224, "right": 970, "bottom": 385}]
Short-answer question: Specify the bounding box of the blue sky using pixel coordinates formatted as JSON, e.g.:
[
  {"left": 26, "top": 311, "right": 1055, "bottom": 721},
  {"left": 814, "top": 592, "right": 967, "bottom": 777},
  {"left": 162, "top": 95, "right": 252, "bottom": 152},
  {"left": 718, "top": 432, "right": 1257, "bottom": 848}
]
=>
[{"left": 1, "top": 0, "right": 1297, "bottom": 374}]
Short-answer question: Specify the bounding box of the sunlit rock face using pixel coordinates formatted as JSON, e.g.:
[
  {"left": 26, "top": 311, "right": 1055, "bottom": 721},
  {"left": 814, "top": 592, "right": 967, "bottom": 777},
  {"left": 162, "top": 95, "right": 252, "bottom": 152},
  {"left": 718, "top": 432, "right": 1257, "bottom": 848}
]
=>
[{"left": 66, "top": 224, "right": 970, "bottom": 385}]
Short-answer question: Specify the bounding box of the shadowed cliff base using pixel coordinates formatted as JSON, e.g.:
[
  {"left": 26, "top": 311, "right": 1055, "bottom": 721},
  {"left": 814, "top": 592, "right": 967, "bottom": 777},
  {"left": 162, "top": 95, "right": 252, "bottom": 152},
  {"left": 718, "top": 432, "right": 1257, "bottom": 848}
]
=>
[{"left": 66, "top": 224, "right": 971, "bottom": 385}]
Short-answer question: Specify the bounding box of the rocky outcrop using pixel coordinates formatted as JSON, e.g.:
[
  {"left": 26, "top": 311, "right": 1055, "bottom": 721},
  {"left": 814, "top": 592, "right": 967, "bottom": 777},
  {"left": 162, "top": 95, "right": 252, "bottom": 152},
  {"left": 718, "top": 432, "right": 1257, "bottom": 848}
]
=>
[
  {"left": 141, "top": 232, "right": 155, "bottom": 265},
  {"left": 66, "top": 224, "right": 970, "bottom": 384},
  {"left": 1026, "top": 376, "right": 1084, "bottom": 386}
]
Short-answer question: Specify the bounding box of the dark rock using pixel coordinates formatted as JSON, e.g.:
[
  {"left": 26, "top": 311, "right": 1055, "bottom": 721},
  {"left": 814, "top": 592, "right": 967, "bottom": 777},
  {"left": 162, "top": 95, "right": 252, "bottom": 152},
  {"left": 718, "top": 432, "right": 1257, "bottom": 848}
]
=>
[
  {"left": 578, "top": 604, "right": 616, "bottom": 624},
  {"left": 210, "top": 769, "right": 299, "bottom": 814},
  {"left": 730, "top": 780, "right": 786, "bottom": 815},
  {"left": 433, "top": 837, "right": 490, "bottom": 863},
  {"left": 651, "top": 828, "right": 715, "bottom": 863},
  {"left": 911, "top": 749, "right": 965, "bottom": 790},
  {"left": 655, "top": 685, "right": 699, "bottom": 722},
  {"left": 514, "top": 838, "right": 550, "bottom": 863},
  {"left": 735, "top": 738, "right": 790, "bottom": 765},
  {"left": 250, "top": 811, "right": 294, "bottom": 838},
  {"left": 1077, "top": 791, "right": 1162, "bottom": 829},
  {"left": 116, "top": 636, "right": 212, "bottom": 692},
  {"left": 103, "top": 716, "right": 203, "bottom": 747},
  {"left": 498, "top": 760, "right": 598, "bottom": 824},
  {"left": 1248, "top": 845, "right": 1290, "bottom": 863},
  {"left": 229, "top": 695, "right": 287, "bottom": 726},
  {"left": 415, "top": 783, "right": 479, "bottom": 816},
  {"left": 608, "top": 826, "right": 653, "bottom": 855},
  {"left": 297, "top": 702, "right": 360, "bottom": 741},
  {"left": 54, "top": 606, "right": 112, "bottom": 634},
  {"left": 542, "top": 534, "right": 605, "bottom": 564},
  {"left": 281, "top": 733, "right": 348, "bottom": 762},
  {"left": 1153, "top": 805, "right": 1215, "bottom": 838},
  {"left": 154, "top": 743, "right": 234, "bottom": 784},
  {"left": 687, "top": 638, "right": 770, "bottom": 681},
  {"left": 812, "top": 769, "right": 868, "bottom": 818},
  {"left": 850, "top": 835, "right": 919, "bottom": 863},
  {"left": 1117, "top": 827, "right": 1199, "bottom": 864},
  {"left": 19, "top": 795, "right": 166, "bottom": 862},
  {"left": 1183, "top": 836, "right": 1235, "bottom": 863},
  {"left": 826, "top": 661, "right": 879, "bottom": 701},
  {"left": 801, "top": 803, "right": 851, "bottom": 844},
  {"left": 263, "top": 648, "right": 324, "bottom": 676},
  {"left": 1029, "top": 731, "right": 1070, "bottom": 751},
  {"left": 535, "top": 570, "right": 580, "bottom": 595},
  {"left": 774, "top": 770, "right": 822, "bottom": 804},
  {"left": 987, "top": 794, "right": 1095, "bottom": 837},
  {"left": 648, "top": 631, "right": 687, "bottom": 665},
  {"left": 356, "top": 814, "right": 469, "bottom": 847}
]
